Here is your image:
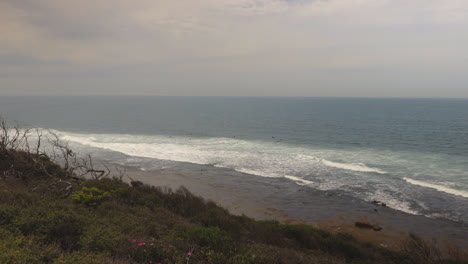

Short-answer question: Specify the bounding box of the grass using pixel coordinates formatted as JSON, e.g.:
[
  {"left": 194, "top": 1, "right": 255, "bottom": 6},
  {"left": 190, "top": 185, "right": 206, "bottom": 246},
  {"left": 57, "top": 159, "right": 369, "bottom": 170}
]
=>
[{"left": 0, "top": 145, "right": 467, "bottom": 263}]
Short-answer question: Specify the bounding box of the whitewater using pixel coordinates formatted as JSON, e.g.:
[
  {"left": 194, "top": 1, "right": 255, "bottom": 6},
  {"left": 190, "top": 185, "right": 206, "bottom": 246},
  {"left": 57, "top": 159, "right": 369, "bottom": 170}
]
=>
[{"left": 48, "top": 129, "right": 468, "bottom": 220}]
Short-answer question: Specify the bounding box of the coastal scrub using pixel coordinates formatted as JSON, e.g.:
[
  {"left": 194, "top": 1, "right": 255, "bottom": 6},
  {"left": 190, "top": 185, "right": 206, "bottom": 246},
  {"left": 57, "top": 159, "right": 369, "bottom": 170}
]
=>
[{"left": 0, "top": 121, "right": 466, "bottom": 264}]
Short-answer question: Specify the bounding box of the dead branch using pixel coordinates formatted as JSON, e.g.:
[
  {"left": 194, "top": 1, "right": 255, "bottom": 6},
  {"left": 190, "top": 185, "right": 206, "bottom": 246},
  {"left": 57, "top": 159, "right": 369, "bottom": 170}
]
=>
[{"left": 1, "top": 116, "right": 125, "bottom": 181}]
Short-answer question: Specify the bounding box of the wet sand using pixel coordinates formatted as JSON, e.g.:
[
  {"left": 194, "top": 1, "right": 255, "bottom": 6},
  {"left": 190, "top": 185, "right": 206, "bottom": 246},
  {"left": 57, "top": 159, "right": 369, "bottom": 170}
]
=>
[{"left": 122, "top": 163, "right": 468, "bottom": 250}]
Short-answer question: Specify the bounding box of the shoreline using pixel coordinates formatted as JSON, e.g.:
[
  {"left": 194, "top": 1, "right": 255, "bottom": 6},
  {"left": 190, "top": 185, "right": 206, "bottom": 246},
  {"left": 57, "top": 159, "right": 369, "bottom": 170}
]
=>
[{"left": 121, "top": 163, "right": 468, "bottom": 249}]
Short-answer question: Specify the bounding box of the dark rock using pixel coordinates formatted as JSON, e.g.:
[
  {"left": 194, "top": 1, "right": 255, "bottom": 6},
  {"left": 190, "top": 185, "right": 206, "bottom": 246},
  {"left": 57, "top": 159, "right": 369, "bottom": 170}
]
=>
[
  {"left": 355, "top": 221, "right": 383, "bottom": 232},
  {"left": 372, "top": 200, "right": 387, "bottom": 207},
  {"left": 355, "top": 221, "right": 374, "bottom": 229}
]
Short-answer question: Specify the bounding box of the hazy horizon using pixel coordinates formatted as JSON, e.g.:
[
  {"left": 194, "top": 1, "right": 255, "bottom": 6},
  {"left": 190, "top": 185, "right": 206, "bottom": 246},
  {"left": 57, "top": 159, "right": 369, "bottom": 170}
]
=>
[
  {"left": 2, "top": 94, "right": 468, "bottom": 100},
  {"left": 1, "top": 0, "right": 467, "bottom": 98}
]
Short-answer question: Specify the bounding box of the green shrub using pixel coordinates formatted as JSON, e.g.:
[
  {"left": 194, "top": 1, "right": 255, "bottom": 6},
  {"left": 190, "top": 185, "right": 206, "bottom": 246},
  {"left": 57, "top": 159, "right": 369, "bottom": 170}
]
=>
[
  {"left": 0, "top": 149, "right": 67, "bottom": 180},
  {"left": 0, "top": 205, "right": 19, "bottom": 225},
  {"left": 280, "top": 223, "right": 323, "bottom": 248},
  {"left": 125, "top": 238, "right": 191, "bottom": 263},
  {"left": 249, "top": 220, "right": 287, "bottom": 247},
  {"left": 213, "top": 250, "right": 268, "bottom": 264},
  {"left": 14, "top": 209, "right": 84, "bottom": 250},
  {"left": 79, "top": 225, "right": 124, "bottom": 254},
  {"left": 194, "top": 206, "right": 248, "bottom": 238},
  {"left": 324, "top": 236, "right": 363, "bottom": 260},
  {"left": 0, "top": 227, "right": 16, "bottom": 238},
  {"left": 72, "top": 187, "right": 111, "bottom": 206},
  {"left": 0, "top": 241, "right": 42, "bottom": 264},
  {"left": 52, "top": 251, "right": 114, "bottom": 264},
  {"left": 0, "top": 234, "right": 60, "bottom": 264},
  {"left": 82, "top": 178, "right": 129, "bottom": 193},
  {"left": 185, "top": 226, "right": 233, "bottom": 252}
]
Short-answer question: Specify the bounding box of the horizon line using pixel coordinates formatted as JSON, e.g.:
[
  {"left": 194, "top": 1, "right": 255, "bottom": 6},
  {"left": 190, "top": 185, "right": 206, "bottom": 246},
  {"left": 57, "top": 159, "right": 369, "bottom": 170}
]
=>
[{"left": 1, "top": 94, "right": 468, "bottom": 100}]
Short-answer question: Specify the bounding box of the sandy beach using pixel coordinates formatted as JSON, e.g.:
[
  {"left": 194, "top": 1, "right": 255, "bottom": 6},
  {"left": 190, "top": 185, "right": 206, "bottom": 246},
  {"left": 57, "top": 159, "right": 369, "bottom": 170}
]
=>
[{"left": 123, "top": 163, "right": 468, "bottom": 250}]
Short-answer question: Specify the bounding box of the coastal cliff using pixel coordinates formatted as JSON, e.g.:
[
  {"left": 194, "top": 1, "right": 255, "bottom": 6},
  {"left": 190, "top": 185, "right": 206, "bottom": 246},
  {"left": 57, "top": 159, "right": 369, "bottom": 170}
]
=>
[{"left": 0, "top": 149, "right": 467, "bottom": 263}]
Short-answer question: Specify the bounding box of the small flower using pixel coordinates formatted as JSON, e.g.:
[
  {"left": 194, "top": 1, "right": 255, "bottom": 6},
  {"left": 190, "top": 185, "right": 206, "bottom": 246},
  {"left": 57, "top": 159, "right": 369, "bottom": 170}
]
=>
[
  {"left": 163, "top": 247, "right": 167, "bottom": 251},
  {"left": 187, "top": 252, "right": 192, "bottom": 256},
  {"left": 138, "top": 242, "right": 146, "bottom": 246},
  {"left": 150, "top": 243, "right": 155, "bottom": 246},
  {"left": 131, "top": 239, "right": 137, "bottom": 243}
]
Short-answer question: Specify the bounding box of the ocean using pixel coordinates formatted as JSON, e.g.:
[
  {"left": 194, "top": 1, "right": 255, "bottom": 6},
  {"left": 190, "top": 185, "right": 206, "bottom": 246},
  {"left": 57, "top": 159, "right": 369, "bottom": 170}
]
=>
[{"left": 1, "top": 96, "right": 467, "bottom": 222}]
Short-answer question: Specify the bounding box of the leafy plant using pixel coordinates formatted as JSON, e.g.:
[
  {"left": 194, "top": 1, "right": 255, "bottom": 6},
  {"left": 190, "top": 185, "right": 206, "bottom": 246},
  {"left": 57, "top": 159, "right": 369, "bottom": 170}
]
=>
[
  {"left": 72, "top": 187, "right": 111, "bottom": 206},
  {"left": 185, "top": 226, "right": 233, "bottom": 252}
]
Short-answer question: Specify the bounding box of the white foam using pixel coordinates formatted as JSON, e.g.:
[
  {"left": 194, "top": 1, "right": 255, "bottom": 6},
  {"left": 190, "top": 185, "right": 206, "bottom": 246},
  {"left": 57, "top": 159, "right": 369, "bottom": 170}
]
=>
[
  {"left": 369, "top": 189, "right": 422, "bottom": 216},
  {"left": 233, "top": 169, "right": 313, "bottom": 186},
  {"left": 284, "top": 175, "right": 314, "bottom": 185},
  {"left": 60, "top": 132, "right": 317, "bottom": 186},
  {"left": 404, "top": 178, "right": 468, "bottom": 198},
  {"left": 321, "top": 159, "right": 387, "bottom": 174},
  {"left": 57, "top": 131, "right": 390, "bottom": 179},
  {"left": 234, "top": 168, "right": 281, "bottom": 178}
]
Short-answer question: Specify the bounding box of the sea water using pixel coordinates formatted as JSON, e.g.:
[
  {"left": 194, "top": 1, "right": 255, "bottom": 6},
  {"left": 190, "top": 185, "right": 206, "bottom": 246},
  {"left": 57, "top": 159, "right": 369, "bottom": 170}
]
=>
[{"left": 0, "top": 96, "right": 467, "bottom": 221}]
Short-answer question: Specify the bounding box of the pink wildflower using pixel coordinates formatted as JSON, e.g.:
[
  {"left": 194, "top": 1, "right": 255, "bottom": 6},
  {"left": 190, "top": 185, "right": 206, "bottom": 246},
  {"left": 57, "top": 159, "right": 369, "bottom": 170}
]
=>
[
  {"left": 131, "top": 239, "right": 137, "bottom": 243},
  {"left": 150, "top": 243, "right": 155, "bottom": 246},
  {"left": 137, "top": 242, "right": 146, "bottom": 246},
  {"left": 187, "top": 252, "right": 192, "bottom": 256},
  {"left": 162, "top": 247, "right": 167, "bottom": 252}
]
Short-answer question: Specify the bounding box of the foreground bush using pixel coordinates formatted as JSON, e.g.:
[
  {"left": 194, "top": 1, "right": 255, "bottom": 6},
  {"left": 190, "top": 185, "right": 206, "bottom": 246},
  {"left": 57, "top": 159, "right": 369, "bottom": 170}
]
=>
[{"left": 72, "top": 187, "right": 111, "bottom": 206}]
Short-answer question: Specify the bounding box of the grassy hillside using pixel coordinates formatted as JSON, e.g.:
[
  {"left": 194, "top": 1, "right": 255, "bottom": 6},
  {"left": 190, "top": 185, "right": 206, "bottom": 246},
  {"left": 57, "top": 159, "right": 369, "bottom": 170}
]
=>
[{"left": 0, "top": 131, "right": 467, "bottom": 263}]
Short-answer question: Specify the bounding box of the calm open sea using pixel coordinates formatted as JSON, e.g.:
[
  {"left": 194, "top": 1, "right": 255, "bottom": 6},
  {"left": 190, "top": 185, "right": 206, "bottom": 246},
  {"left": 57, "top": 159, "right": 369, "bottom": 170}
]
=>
[{"left": 1, "top": 96, "right": 467, "bottom": 221}]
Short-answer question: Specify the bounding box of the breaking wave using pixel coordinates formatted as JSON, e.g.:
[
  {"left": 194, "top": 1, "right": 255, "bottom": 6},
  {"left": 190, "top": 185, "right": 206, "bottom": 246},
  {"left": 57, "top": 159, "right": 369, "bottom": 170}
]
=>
[
  {"left": 404, "top": 178, "right": 468, "bottom": 198},
  {"left": 321, "top": 160, "right": 387, "bottom": 174},
  {"left": 53, "top": 130, "right": 388, "bottom": 186}
]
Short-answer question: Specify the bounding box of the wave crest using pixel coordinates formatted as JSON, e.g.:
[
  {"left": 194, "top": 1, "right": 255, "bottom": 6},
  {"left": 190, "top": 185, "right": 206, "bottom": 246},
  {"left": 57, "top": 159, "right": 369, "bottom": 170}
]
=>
[
  {"left": 321, "top": 160, "right": 387, "bottom": 174},
  {"left": 404, "top": 178, "right": 468, "bottom": 198}
]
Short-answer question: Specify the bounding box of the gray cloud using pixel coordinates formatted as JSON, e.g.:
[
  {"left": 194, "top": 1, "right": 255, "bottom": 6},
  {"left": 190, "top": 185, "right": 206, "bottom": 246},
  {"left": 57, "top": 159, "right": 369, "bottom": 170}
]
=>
[{"left": 0, "top": 0, "right": 467, "bottom": 97}]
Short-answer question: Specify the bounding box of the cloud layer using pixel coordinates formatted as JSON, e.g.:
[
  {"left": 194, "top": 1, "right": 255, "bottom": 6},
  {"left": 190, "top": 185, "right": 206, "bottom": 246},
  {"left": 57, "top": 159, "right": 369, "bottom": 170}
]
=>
[{"left": 1, "top": 0, "right": 467, "bottom": 97}]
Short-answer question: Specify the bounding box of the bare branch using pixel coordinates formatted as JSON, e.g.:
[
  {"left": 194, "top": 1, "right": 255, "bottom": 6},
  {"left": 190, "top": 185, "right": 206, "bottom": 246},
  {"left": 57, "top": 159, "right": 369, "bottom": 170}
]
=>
[{"left": 1, "top": 116, "right": 127, "bottom": 181}]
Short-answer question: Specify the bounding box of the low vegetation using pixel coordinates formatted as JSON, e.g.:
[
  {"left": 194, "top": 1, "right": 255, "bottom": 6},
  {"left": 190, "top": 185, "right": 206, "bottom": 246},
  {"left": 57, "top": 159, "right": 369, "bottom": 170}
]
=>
[{"left": 0, "top": 118, "right": 467, "bottom": 264}]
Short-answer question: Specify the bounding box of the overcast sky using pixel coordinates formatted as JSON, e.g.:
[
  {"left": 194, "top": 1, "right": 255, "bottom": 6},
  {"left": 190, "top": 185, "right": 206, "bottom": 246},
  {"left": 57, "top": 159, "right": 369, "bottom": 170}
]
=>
[{"left": 1, "top": 0, "right": 467, "bottom": 97}]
